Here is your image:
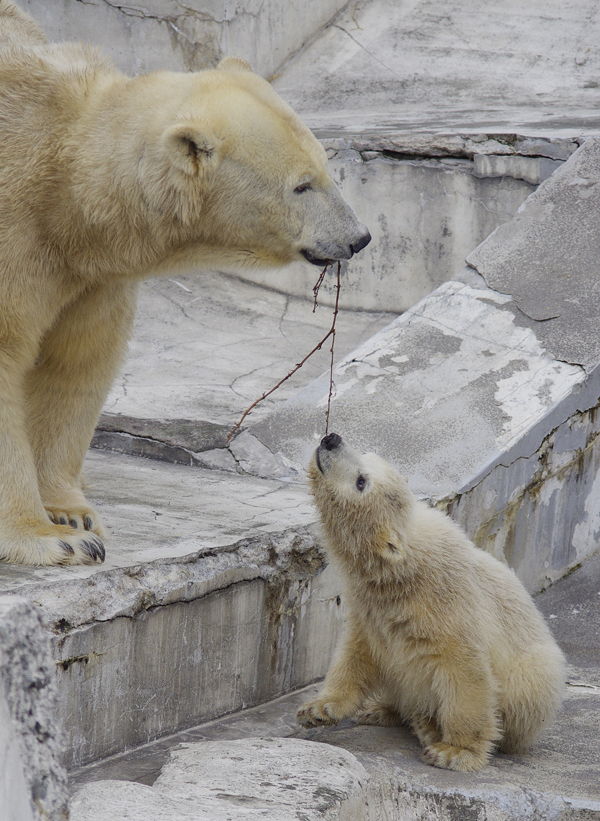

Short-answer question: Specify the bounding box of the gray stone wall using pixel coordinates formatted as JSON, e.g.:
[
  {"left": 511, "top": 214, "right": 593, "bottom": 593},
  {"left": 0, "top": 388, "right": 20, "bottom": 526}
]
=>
[{"left": 0, "top": 597, "right": 68, "bottom": 821}]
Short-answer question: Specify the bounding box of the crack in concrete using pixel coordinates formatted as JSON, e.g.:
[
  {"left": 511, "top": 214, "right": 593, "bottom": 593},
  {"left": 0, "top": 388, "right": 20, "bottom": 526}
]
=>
[
  {"left": 332, "top": 23, "right": 407, "bottom": 81},
  {"left": 97, "top": 0, "right": 263, "bottom": 26}
]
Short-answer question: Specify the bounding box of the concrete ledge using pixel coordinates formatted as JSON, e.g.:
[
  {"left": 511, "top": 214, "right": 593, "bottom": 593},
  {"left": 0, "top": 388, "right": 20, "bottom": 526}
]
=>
[{"left": 0, "top": 452, "right": 346, "bottom": 768}]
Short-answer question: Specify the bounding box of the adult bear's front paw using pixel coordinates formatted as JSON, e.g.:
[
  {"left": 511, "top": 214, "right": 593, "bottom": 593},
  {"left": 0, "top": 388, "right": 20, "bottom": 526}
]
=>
[
  {"left": 0, "top": 524, "right": 105, "bottom": 566},
  {"left": 43, "top": 490, "right": 106, "bottom": 540},
  {"left": 45, "top": 503, "right": 106, "bottom": 539},
  {"left": 296, "top": 699, "right": 347, "bottom": 727}
]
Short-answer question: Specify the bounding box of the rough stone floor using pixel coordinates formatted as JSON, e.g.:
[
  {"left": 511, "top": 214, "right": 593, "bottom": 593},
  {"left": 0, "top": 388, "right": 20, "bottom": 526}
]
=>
[{"left": 69, "top": 549, "right": 600, "bottom": 819}]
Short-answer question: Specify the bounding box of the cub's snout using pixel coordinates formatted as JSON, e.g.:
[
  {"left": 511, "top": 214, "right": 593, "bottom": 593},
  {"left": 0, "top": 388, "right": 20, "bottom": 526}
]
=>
[{"left": 314, "top": 431, "right": 343, "bottom": 474}]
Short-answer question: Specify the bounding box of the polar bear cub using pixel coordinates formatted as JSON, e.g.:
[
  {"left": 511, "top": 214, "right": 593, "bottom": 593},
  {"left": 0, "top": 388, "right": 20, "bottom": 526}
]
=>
[{"left": 297, "top": 433, "right": 566, "bottom": 772}]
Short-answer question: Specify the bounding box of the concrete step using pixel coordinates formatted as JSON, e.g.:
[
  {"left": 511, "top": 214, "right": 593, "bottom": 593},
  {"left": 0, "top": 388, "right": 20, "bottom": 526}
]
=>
[
  {"left": 0, "top": 450, "right": 340, "bottom": 768},
  {"left": 67, "top": 551, "right": 600, "bottom": 820}
]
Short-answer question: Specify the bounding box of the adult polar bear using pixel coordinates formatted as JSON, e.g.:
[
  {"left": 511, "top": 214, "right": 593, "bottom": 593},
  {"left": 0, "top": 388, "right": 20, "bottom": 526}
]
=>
[{"left": 0, "top": 1, "right": 371, "bottom": 566}]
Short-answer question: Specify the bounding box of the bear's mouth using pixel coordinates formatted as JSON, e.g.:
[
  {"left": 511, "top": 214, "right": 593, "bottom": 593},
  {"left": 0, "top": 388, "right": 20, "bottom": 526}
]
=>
[
  {"left": 302, "top": 250, "right": 333, "bottom": 267},
  {"left": 315, "top": 447, "right": 324, "bottom": 474}
]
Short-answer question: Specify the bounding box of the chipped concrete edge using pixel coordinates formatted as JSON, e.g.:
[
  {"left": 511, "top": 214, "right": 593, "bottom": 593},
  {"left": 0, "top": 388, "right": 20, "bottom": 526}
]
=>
[{"left": 2, "top": 527, "right": 322, "bottom": 633}]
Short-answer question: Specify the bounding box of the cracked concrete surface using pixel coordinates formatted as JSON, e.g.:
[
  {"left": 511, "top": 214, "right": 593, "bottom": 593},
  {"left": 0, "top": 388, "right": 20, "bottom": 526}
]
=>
[
  {"left": 101, "top": 270, "right": 394, "bottom": 430},
  {"left": 20, "top": 0, "right": 347, "bottom": 78}
]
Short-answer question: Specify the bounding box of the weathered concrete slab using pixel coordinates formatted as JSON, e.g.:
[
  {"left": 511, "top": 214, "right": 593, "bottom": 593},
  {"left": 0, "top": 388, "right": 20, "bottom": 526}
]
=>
[
  {"left": 272, "top": 0, "right": 600, "bottom": 137},
  {"left": 0, "top": 597, "right": 68, "bottom": 821},
  {"left": 70, "top": 738, "right": 370, "bottom": 821},
  {"left": 69, "top": 551, "right": 600, "bottom": 820},
  {"left": 468, "top": 137, "right": 600, "bottom": 370},
  {"left": 20, "top": 0, "right": 346, "bottom": 79},
  {"left": 96, "top": 270, "right": 394, "bottom": 448}
]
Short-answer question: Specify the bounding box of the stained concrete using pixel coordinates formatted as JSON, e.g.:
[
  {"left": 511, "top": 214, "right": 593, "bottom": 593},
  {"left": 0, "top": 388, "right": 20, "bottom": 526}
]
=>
[{"left": 272, "top": 0, "right": 600, "bottom": 138}]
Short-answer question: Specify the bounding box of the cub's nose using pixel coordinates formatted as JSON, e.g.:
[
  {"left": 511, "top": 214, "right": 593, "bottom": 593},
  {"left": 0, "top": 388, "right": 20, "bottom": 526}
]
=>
[{"left": 321, "top": 432, "right": 342, "bottom": 450}]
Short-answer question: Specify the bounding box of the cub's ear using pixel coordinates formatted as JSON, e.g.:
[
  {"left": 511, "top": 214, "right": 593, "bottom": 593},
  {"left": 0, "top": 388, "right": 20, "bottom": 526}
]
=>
[
  {"left": 162, "top": 122, "right": 219, "bottom": 177},
  {"left": 217, "top": 55, "right": 253, "bottom": 73}
]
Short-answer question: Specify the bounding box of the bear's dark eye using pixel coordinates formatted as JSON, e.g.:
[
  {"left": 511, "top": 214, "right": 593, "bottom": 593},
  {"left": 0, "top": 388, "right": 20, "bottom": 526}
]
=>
[
  {"left": 356, "top": 475, "right": 366, "bottom": 491},
  {"left": 294, "top": 182, "right": 312, "bottom": 194}
]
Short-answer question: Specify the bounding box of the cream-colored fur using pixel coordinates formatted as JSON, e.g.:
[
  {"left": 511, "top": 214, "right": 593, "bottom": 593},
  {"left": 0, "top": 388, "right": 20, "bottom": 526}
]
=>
[
  {"left": 297, "top": 433, "right": 566, "bottom": 772},
  {"left": 0, "top": 2, "right": 370, "bottom": 566}
]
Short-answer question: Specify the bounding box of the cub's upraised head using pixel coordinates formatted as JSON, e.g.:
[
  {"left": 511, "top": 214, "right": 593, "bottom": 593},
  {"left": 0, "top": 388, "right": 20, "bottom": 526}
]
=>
[{"left": 308, "top": 433, "right": 415, "bottom": 561}]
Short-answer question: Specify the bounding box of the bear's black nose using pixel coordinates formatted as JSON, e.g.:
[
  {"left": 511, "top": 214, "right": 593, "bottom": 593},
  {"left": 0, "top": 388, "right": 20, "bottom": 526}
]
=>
[
  {"left": 350, "top": 230, "right": 371, "bottom": 256},
  {"left": 321, "top": 432, "right": 342, "bottom": 451}
]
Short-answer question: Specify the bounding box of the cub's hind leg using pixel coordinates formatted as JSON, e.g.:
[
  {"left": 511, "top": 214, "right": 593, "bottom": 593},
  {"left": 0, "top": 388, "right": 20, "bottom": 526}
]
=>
[{"left": 420, "top": 654, "right": 501, "bottom": 772}]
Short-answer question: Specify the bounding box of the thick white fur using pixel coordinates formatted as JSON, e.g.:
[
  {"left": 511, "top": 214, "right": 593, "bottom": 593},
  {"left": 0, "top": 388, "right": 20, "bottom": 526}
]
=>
[
  {"left": 297, "top": 435, "right": 566, "bottom": 772},
  {"left": 0, "top": 2, "right": 368, "bottom": 566}
]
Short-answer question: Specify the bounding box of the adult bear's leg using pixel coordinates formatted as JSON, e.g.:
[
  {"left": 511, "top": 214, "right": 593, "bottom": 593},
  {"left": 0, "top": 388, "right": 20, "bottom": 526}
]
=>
[
  {"left": 24, "top": 280, "right": 138, "bottom": 559},
  {"left": 0, "top": 327, "right": 104, "bottom": 565}
]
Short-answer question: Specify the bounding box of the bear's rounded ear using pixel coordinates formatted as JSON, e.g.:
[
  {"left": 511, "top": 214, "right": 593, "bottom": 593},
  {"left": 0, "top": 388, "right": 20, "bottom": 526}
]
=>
[
  {"left": 163, "top": 123, "right": 218, "bottom": 177},
  {"left": 217, "top": 55, "right": 253, "bottom": 73}
]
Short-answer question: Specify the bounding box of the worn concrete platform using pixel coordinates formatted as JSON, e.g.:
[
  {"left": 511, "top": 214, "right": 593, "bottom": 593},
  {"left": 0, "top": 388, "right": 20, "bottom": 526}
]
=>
[{"left": 68, "top": 549, "right": 600, "bottom": 820}]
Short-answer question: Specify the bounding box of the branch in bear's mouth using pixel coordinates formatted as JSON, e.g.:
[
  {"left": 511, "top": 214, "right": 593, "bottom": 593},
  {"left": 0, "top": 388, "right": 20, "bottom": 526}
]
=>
[{"left": 226, "top": 261, "right": 341, "bottom": 444}]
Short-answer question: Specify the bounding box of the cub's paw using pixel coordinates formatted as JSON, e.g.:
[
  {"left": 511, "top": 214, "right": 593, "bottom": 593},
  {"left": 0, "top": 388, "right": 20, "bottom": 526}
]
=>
[
  {"left": 296, "top": 699, "right": 347, "bottom": 728},
  {"left": 0, "top": 525, "right": 105, "bottom": 566},
  {"left": 421, "top": 741, "right": 489, "bottom": 772}
]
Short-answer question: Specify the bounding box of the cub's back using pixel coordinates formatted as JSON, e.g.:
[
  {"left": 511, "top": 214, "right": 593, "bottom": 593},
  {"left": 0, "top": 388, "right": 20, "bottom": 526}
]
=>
[{"left": 407, "top": 501, "right": 555, "bottom": 651}]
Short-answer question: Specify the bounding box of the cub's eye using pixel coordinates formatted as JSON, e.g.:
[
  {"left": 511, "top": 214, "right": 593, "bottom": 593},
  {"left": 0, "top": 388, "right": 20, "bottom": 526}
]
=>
[
  {"left": 356, "top": 475, "right": 366, "bottom": 491},
  {"left": 294, "top": 182, "right": 312, "bottom": 194}
]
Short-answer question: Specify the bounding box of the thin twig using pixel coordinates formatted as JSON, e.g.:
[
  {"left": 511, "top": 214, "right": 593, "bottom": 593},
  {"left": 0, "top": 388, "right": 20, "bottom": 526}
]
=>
[
  {"left": 226, "top": 261, "right": 341, "bottom": 444},
  {"left": 324, "top": 263, "right": 341, "bottom": 435}
]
